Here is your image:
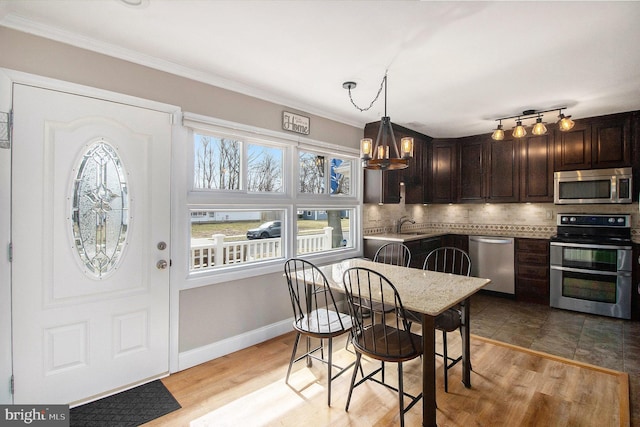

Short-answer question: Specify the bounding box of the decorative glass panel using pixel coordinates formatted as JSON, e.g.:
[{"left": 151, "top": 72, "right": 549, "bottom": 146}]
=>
[{"left": 72, "top": 139, "right": 129, "bottom": 278}]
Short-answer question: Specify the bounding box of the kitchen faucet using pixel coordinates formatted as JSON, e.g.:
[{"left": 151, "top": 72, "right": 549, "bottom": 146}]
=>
[{"left": 396, "top": 216, "right": 416, "bottom": 233}]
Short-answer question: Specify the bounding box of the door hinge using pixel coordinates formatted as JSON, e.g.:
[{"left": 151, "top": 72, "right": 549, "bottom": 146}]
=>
[
  {"left": 8, "top": 242, "right": 12, "bottom": 262},
  {"left": 0, "top": 110, "right": 11, "bottom": 150},
  {"left": 10, "top": 375, "right": 14, "bottom": 395}
]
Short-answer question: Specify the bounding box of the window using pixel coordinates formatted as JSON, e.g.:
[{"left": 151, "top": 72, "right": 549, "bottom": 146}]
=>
[
  {"left": 330, "top": 157, "right": 352, "bottom": 196},
  {"left": 247, "top": 143, "right": 284, "bottom": 193},
  {"left": 193, "top": 134, "right": 240, "bottom": 190},
  {"left": 298, "top": 151, "right": 325, "bottom": 194},
  {"left": 190, "top": 209, "right": 284, "bottom": 272},
  {"left": 296, "top": 208, "right": 354, "bottom": 255},
  {"left": 184, "top": 115, "right": 360, "bottom": 285}
]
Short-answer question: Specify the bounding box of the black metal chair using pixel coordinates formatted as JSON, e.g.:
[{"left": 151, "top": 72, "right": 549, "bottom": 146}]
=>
[
  {"left": 373, "top": 242, "right": 411, "bottom": 267},
  {"left": 283, "top": 258, "right": 355, "bottom": 406},
  {"left": 423, "top": 246, "right": 472, "bottom": 392},
  {"left": 342, "top": 267, "right": 423, "bottom": 427},
  {"left": 364, "top": 242, "right": 412, "bottom": 315}
]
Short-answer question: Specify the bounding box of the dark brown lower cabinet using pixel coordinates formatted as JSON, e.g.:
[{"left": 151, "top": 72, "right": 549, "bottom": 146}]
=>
[
  {"left": 515, "top": 238, "right": 549, "bottom": 304},
  {"left": 364, "top": 234, "right": 468, "bottom": 270}
]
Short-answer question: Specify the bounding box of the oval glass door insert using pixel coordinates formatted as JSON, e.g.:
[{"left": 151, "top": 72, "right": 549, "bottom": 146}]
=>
[{"left": 72, "top": 139, "right": 129, "bottom": 278}]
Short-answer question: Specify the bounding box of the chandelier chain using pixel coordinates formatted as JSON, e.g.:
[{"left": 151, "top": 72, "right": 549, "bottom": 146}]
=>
[{"left": 347, "top": 72, "right": 387, "bottom": 112}]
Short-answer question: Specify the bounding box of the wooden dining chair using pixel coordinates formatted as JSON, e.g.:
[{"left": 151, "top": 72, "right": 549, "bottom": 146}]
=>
[
  {"left": 342, "top": 266, "right": 423, "bottom": 427},
  {"left": 423, "top": 246, "right": 472, "bottom": 392},
  {"left": 283, "top": 258, "right": 355, "bottom": 406}
]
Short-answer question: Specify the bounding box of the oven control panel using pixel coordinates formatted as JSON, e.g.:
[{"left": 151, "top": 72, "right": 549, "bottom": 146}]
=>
[{"left": 557, "top": 214, "right": 630, "bottom": 227}]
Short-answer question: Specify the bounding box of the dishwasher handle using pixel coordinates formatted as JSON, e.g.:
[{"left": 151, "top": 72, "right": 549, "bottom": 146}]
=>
[{"left": 469, "top": 236, "right": 513, "bottom": 245}]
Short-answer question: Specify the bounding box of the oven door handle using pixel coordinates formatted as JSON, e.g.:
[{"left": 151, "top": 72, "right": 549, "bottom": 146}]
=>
[
  {"left": 549, "top": 242, "right": 632, "bottom": 250},
  {"left": 550, "top": 265, "right": 632, "bottom": 277}
]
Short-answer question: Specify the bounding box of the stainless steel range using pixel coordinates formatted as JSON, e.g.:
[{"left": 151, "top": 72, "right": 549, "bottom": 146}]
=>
[{"left": 550, "top": 214, "right": 632, "bottom": 319}]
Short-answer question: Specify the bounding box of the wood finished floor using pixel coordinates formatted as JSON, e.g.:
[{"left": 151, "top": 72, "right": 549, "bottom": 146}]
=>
[{"left": 147, "top": 293, "right": 635, "bottom": 426}]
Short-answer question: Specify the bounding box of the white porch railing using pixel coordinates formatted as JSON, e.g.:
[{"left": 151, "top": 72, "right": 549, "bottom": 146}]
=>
[{"left": 190, "top": 227, "right": 333, "bottom": 271}]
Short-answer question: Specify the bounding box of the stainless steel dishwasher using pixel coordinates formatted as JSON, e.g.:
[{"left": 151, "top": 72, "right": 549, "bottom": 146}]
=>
[{"left": 468, "top": 236, "right": 515, "bottom": 295}]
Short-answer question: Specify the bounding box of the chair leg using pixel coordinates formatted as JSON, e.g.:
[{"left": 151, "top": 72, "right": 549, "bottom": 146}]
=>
[
  {"left": 345, "top": 352, "right": 362, "bottom": 411},
  {"left": 286, "top": 332, "right": 301, "bottom": 383},
  {"left": 442, "top": 330, "right": 449, "bottom": 393},
  {"left": 327, "top": 337, "right": 333, "bottom": 406},
  {"left": 306, "top": 336, "right": 313, "bottom": 367},
  {"left": 398, "top": 362, "right": 405, "bottom": 427}
]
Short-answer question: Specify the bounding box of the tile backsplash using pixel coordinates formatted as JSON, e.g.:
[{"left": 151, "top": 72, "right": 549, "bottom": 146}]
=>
[{"left": 364, "top": 201, "right": 640, "bottom": 241}]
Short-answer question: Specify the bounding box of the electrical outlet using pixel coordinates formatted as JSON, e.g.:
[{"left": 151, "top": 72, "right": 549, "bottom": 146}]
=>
[{"left": 545, "top": 210, "right": 553, "bottom": 220}]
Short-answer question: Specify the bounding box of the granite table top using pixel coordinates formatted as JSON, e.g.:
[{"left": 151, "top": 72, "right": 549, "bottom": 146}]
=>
[{"left": 317, "top": 258, "right": 491, "bottom": 317}]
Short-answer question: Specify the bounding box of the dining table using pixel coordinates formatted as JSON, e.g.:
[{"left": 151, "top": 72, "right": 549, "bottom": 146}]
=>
[{"left": 315, "top": 258, "right": 491, "bottom": 427}]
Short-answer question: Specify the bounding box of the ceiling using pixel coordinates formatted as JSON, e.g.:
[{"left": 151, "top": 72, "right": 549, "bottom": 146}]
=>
[{"left": 1, "top": 0, "right": 640, "bottom": 138}]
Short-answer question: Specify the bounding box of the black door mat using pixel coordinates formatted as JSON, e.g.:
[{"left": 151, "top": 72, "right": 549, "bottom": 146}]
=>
[{"left": 70, "top": 379, "right": 181, "bottom": 426}]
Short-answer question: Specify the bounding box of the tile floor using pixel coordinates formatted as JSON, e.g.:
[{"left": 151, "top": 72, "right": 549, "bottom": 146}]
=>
[{"left": 469, "top": 293, "right": 640, "bottom": 426}]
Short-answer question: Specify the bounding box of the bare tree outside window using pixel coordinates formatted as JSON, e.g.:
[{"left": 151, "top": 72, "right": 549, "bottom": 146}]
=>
[
  {"left": 298, "top": 151, "right": 325, "bottom": 194},
  {"left": 194, "top": 134, "right": 240, "bottom": 190},
  {"left": 247, "top": 144, "right": 283, "bottom": 192}
]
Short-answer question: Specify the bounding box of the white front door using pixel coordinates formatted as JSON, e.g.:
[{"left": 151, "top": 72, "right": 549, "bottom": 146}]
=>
[{"left": 11, "top": 84, "right": 172, "bottom": 405}]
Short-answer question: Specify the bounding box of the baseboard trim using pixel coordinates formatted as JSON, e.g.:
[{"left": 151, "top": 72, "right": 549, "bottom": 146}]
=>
[{"left": 178, "top": 318, "right": 293, "bottom": 371}]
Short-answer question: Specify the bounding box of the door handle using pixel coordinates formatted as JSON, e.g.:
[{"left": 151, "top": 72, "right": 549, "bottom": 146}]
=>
[{"left": 156, "top": 260, "right": 168, "bottom": 270}]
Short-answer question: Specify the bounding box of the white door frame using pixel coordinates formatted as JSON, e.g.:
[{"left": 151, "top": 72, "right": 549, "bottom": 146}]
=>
[{"left": 0, "top": 68, "right": 182, "bottom": 403}]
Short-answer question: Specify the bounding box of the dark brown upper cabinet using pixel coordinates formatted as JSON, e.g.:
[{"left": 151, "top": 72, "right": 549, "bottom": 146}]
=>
[
  {"left": 487, "top": 137, "right": 519, "bottom": 202},
  {"left": 519, "top": 133, "right": 554, "bottom": 202},
  {"left": 458, "top": 136, "right": 485, "bottom": 202},
  {"left": 457, "top": 135, "right": 519, "bottom": 203},
  {"left": 427, "top": 139, "right": 458, "bottom": 203},
  {"left": 591, "top": 113, "right": 631, "bottom": 168},
  {"left": 362, "top": 121, "right": 430, "bottom": 204},
  {"left": 555, "top": 113, "right": 631, "bottom": 170}
]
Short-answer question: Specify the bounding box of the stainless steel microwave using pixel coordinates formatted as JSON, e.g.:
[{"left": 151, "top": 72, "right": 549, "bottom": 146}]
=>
[{"left": 554, "top": 167, "right": 632, "bottom": 204}]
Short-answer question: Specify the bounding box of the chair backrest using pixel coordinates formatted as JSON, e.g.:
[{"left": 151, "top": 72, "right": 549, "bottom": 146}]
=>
[
  {"left": 342, "top": 267, "right": 420, "bottom": 360},
  {"left": 373, "top": 242, "right": 411, "bottom": 267},
  {"left": 283, "top": 258, "right": 347, "bottom": 334},
  {"left": 423, "top": 247, "right": 471, "bottom": 276}
]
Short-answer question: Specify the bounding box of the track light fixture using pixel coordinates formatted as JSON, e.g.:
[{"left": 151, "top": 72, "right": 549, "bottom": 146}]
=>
[
  {"left": 491, "top": 120, "right": 505, "bottom": 141},
  {"left": 557, "top": 111, "right": 575, "bottom": 131},
  {"left": 343, "top": 72, "right": 413, "bottom": 170},
  {"left": 532, "top": 115, "right": 548, "bottom": 136},
  {"left": 491, "top": 107, "right": 574, "bottom": 140}
]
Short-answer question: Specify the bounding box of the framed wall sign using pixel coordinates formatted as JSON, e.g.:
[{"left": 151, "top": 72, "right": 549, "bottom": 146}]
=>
[{"left": 282, "top": 111, "right": 310, "bottom": 135}]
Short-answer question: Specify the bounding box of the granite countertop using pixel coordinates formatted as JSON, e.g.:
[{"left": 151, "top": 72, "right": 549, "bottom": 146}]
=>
[
  {"left": 318, "top": 258, "right": 491, "bottom": 316},
  {"left": 364, "top": 224, "right": 557, "bottom": 242},
  {"left": 363, "top": 231, "right": 446, "bottom": 242}
]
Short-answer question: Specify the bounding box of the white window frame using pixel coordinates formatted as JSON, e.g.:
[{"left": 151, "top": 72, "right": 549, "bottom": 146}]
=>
[{"left": 182, "top": 113, "right": 362, "bottom": 289}]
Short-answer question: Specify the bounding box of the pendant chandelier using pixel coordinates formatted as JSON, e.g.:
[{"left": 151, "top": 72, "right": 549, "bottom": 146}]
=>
[
  {"left": 491, "top": 107, "right": 575, "bottom": 141},
  {"left": 343, "top": 73, "right": 413, "bottom": 170}
]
